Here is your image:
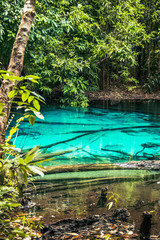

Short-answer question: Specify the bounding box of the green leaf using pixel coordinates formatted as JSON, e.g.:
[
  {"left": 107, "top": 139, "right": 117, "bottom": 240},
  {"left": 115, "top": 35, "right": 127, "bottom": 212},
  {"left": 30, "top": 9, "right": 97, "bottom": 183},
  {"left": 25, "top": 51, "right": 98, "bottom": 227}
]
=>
[
  {"left": 24, "top": 154, "right": 35, "bottom": 164},
  {"left": 0, "top": 70, "right": 13, "bottom": 74},
  {"left": 8, "top": 90, "right": 18, "bottom": 99},
  {"left": 18, "top": 158, "right": 24, "bottom": 165},
  {"left": 25, "top": 145, "right": 40, "bottom": 157},
  {"left": 25, "top": 75, "right": 40, "bottom": 79},
  {"left": 109, "top": 196, "right": 114, "bottom": 200},
  {"left": 22, "top": 91, "right": 30, "bottom": 102},
  {"left": 0, "top": 112, "right": 6, "bottom": 116},
  {"left": 33, "top": 99, "right": 40, "bottom": 111},
  {"left": 14, "top": 76, "right": 23, "bottom": 81},
  {"left": 9, "top": 203, "right": 21, "bottom": 208},
  {"left": 28, "top": 96, "right": 34, "bottom": 103},
  {"left": 1, "top": 74, "right": 15, "bottom": 81},
  {"left": 22, "top": 216, "right": 26, "bottom": 226},
  {"left": 28, "top": 79, "right": 39, "bottom": 84},
  {"left": 28, "top": 106, "right": 40, "bottom": 112},
  {"left": 0, "top": 105, "right": 3, "bottom": 113},
  {"left": 0, "top": 161, "right": 3, "bottom": 169},
  {"left": 28, "top": 115, "right": 35, "bottom": 126},
  {"left": 20, "top": 86, "right": 26, "bottom": 90},
  {"left": 114, "top": 198, "right": 118, "bottom": 207}
]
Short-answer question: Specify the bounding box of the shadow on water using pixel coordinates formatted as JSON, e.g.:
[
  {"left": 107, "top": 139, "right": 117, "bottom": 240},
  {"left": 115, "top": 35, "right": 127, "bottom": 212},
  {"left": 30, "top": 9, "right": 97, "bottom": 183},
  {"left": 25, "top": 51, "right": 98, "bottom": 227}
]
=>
[{"left": 90, "top": 99, "right": 160, "bottom": 115}]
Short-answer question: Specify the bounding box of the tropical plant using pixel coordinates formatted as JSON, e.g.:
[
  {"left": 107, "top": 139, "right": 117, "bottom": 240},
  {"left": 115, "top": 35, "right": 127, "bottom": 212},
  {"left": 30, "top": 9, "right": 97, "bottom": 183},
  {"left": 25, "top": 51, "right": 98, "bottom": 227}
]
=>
[
  {"left": 106, "top": 191, "right": 119, "bottom": 210},
  {"left": 0, "top": 71, "right": 45, "bottom": 239},
  {"left": 0, "top": 146, "right": 44, "bottom": 240}
]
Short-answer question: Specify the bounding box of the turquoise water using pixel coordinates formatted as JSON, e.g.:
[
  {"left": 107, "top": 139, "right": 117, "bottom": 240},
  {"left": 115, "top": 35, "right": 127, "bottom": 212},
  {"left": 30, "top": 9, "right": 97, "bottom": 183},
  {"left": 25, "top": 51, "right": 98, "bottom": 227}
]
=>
[{"left": 11, "top": 102, "right": 160, "bottom": 165}]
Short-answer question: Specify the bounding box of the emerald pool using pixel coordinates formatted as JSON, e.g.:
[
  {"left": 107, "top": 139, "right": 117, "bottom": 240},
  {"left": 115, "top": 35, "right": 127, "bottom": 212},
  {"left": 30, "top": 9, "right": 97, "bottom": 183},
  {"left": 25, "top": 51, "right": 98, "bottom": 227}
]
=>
[
  {"left": 21, "top": 101, "right": 160, "bottom": 236},
  {"left": 12, "top": 101, "right": 160, "bottom": 166}
]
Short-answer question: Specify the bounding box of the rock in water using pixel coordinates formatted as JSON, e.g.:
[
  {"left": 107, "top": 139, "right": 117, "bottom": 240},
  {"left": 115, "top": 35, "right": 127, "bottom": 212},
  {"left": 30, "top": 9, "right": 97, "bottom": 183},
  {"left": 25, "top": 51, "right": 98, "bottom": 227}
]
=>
[
  {"left": 110, "top": 208, "right": 130, "bottom": 221},
  {"left": 97, "top": 186, "right": 108, "bottom": 207},
  {"left": 140, "top": 211, "right": 152, "bottom": 239}
]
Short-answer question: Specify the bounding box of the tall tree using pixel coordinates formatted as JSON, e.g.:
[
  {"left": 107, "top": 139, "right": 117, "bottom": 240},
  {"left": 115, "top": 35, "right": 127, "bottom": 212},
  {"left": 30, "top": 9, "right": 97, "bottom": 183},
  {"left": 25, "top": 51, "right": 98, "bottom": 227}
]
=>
[{"left": 0, "top": 0, "right": 36, "bottom": 146}]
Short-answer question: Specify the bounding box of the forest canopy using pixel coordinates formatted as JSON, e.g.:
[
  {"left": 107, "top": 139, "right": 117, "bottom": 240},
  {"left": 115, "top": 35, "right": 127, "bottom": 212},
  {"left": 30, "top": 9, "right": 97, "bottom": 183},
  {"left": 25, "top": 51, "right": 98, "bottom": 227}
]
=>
[{"left": 0, "top": 0, "right": 159, "bottom": 107}]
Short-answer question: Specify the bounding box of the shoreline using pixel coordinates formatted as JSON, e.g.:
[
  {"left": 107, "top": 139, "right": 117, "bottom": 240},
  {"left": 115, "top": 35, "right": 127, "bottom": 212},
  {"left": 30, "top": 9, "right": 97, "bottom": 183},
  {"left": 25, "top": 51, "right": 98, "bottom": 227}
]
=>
[{"left": 86, "top": 88, "right": 160, "bottom": 101}]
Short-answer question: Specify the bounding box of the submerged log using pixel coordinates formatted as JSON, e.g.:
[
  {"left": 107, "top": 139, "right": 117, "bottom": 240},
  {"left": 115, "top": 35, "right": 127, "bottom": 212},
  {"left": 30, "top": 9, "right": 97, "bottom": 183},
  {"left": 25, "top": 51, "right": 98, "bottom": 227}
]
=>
[
  {"left": 43, "top": 164, "right": 123, "bottom": 174},
  {"left": 23, "top": 125, "right": 160, "bottom": 151},
  {"left": 31, "top": 148, "right": 81, "bottom": 163}
]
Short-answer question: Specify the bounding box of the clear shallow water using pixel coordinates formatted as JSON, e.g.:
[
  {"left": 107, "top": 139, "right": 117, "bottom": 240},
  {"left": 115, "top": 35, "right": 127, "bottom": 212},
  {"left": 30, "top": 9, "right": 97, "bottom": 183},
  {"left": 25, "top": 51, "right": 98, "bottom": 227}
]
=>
[
  {"left": 31, "top": 178, "right": 160, "bottom": 235},
  {"left": 11, "top": 101, "right": 160, "bottom": 165}
]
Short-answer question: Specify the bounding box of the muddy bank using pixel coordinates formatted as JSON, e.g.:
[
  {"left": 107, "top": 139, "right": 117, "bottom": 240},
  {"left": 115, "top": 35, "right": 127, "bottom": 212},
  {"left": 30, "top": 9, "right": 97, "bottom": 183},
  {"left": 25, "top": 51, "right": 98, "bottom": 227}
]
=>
[
  {"left": 41, "top": 210, "right": 136, "bottom": 240},
  {"left": 86, "top": 88, "right": 160, "bottom": 102},
  {"left": 40, "top": 209, "right": 160, "bottom": 240}
]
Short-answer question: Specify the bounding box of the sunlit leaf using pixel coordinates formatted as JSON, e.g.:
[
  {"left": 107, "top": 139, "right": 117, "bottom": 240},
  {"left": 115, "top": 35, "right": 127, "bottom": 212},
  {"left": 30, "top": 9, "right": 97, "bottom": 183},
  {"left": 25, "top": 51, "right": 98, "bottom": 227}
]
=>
[
  {"left": 24, "top": 154, "right": 35, "bottom": 164},
  {"left": 25, "top": 75, "right": 40, "bottom": 79},
  {"left": 33, "top": 99, "right": 40, "bottom": 111},
  {"left": 107, "top": 202, "right": 113, "bottom": 210},
  {"left": 28, "top": 96, "right": 34, "bottom": 103},
  {"left": 34, "top": 111, "right": 44, "bottom": 120},
  {"left": 22, "top": 91, "right": 30, "bottom": 102},
  {"left": 8, "top": 90, "right": 18, "bottom": 99},
  {"left": 27, "top": 165, "right": 44, "bottom": 177},
  {"left": 25, "top": 145, "right": 40, "bottom": 157},
  {"left": 18, "top": 158, "right": 24, "bottom": 165},
  {"left": 31, "top": 91, "right": 45, "bottom": 101},
  {"left": 28, "top": 79, "right": 39, "bottom": 84},
  {"left": 0, "top": 105, "right": 3, "bottom": 113}
]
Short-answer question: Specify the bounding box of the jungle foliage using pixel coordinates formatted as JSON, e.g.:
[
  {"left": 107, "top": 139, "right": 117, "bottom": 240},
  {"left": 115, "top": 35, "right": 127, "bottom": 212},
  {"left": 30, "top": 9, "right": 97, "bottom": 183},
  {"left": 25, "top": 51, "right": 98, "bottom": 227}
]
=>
[
  {"left": 0, "top": 0, "right": 159, "bottom": 106},
  {"left": 0, "top": 71, "right": 45, "bottom": 239}
]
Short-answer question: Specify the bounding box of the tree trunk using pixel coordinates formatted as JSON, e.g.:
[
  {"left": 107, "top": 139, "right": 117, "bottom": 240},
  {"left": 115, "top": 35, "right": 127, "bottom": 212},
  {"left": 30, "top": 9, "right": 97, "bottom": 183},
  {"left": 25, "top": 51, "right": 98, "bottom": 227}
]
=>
[{"left": 0, "top": 0, "right": 36, "bottom": 147}]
